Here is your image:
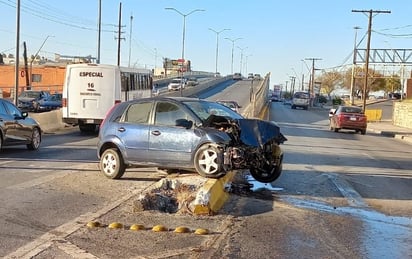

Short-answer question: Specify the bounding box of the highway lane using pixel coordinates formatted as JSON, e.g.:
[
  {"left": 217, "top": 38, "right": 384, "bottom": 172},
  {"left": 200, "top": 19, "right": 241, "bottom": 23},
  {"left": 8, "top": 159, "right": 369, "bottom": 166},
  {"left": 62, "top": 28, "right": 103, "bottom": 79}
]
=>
[{"left": 270, "top": 101, "right": 412, "bottom": 216}]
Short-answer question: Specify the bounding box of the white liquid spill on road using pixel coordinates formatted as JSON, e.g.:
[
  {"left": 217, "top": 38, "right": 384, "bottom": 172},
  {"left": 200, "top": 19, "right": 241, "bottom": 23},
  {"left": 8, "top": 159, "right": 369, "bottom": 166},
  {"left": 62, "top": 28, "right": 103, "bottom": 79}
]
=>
[{"left": 284, "top": 197, "right": 412, "bottom": 259}]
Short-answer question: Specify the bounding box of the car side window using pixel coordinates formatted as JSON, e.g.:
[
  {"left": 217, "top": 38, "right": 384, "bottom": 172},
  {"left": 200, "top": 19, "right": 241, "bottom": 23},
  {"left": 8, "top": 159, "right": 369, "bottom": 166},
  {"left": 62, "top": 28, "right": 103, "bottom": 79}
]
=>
[
  {"left": 3, "top": 101, "right": 21, "bottom": 117},
  {"left": 124, "top": 102, "right": 152, "bottom": 124},
  {"left": 0, "top": 101, "right": 7, "bottom": 115},
  {"left": 154, "top": 102, "right": 186, "bottom": 126}
]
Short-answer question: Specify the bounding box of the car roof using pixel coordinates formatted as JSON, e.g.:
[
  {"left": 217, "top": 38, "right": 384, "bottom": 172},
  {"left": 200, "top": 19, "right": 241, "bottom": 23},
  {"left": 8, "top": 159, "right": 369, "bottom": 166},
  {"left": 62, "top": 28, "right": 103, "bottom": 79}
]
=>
[{"left": 122, "top": 96, "right": 202, "bottom": 104}]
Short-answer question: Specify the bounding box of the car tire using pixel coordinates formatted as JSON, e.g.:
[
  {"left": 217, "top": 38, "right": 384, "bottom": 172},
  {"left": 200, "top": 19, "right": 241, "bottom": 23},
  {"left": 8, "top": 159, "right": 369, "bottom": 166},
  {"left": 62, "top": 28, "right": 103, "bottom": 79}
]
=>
[
  {"left": 360, "top": 130, "right": 366, "bottom": 135},
  {"left": 250, "top": 163, "right": 282, "bottom": 183},
  {"left": 100, "top": 148, "right": 126, "bottom": 179},
  {"left": 27, "top": 127, "right": 41, "bottom": 150},
  {"left": 194, "top": 144, "right": 225, "bottom": 178},
  {"left": 291, "top": 105, "right": 295, "bottom": 109},
  {"left": 334, "top": 128, "right": 339, "bottom": 132}
]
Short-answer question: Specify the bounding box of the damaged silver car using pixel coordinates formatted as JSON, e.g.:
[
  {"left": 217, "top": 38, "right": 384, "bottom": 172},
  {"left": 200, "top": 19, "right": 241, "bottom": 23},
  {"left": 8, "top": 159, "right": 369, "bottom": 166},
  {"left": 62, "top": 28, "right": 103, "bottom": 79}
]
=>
[{"left": 97, "top": 97, "right": 287, "bottom": 183}]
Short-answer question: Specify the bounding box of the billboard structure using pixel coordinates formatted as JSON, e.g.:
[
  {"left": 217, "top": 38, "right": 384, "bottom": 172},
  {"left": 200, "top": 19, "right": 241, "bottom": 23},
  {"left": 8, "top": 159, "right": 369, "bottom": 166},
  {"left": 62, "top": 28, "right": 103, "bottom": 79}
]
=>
[{"left": 163, "top": 58, "right": 191, "bottom": 75}]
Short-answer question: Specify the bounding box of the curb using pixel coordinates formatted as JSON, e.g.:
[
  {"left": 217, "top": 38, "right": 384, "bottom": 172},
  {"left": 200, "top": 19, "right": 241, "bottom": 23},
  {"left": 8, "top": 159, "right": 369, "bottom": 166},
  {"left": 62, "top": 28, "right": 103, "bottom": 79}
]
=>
[
  {"left": 368, "top": 127, "right": 412, "bottom": 145},
  {"left": 193, "top": 170, "right": 236, "bottom": 215}
]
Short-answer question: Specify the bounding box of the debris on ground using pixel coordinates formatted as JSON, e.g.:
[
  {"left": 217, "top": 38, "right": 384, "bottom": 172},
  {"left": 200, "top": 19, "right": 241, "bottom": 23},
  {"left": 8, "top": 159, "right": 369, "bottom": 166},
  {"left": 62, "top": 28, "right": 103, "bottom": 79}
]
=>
[{"left": 133, "top": 178, "right": 200, "bottom": 214}]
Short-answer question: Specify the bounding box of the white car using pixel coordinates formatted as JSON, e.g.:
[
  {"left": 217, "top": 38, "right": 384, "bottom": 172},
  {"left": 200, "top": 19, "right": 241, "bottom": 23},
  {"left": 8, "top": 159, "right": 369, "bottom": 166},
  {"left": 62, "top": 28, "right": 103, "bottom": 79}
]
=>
[{"left": 167, "top": 78, "right": 186, "bottom": 91}]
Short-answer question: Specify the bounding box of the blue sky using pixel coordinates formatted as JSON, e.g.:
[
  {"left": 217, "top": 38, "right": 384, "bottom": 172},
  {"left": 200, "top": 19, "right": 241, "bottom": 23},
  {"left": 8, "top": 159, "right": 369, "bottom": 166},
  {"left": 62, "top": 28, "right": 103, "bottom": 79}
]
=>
[{"left": 1, "top": 0, "right": 411, "bottom": 85}]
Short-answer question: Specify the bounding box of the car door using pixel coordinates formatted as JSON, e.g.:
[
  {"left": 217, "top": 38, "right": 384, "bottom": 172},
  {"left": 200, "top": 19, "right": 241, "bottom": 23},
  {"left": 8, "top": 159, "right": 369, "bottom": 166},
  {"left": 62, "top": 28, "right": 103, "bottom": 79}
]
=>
[
  {"left": 148, "top": 101, "right": 200, "bottom": 166},
  {"left": 117, "top": 101, "right": 152, "bottom": 163},
  {"left": 0, "top": 100, "right": 29, "bottom": 145}
]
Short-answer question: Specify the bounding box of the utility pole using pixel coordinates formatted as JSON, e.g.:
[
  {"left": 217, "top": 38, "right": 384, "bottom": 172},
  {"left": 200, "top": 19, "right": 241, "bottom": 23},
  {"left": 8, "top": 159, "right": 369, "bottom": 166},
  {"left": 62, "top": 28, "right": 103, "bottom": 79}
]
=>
[
  {"left": 14, "top": 0, "right": 21, "bottom": 105},
  {"left": 305, "top": 57, "right": 321, "bottom": 106},
  {"left": 97, "top": 0, "right": 101, "bottom": 64},
  {"left": 116, "top": 2, "right": 125, "bottom": 66},
  {"left": 352, "top": 9, "right": 391, "bottom": 112},
  {"left": 290, "top": 76, "right": 296, "bottom": 95}
]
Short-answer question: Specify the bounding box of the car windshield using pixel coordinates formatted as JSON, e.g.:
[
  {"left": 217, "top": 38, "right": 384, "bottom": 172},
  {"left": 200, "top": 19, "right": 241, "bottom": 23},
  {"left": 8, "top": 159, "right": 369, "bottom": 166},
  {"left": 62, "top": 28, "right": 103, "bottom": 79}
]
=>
[
  {"left": 183, "top": 100, "right": 243, "bottom": 121},
  {"left": 19, "top": 91, "right": 41, "bottom": 98}
]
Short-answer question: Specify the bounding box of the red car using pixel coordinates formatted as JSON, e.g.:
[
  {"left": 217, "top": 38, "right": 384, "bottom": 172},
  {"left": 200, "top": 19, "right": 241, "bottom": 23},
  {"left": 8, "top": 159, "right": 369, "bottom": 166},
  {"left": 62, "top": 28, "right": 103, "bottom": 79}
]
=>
[{"left": 329, "top": 105, "right": 367, "bottom": 135}]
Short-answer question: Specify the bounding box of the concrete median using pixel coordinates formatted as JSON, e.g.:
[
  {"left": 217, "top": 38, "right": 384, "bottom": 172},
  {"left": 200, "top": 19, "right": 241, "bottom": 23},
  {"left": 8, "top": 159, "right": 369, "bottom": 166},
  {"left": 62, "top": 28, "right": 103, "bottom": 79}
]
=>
[{"left": 29, "top": 109, "right": 67, "bottom": 133}]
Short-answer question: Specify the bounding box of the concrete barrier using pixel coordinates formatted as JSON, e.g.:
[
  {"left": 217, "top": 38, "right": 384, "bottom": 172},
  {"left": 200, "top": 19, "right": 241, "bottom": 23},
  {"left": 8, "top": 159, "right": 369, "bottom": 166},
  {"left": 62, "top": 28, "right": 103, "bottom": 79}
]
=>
[{"left": 29, "top": 109, "right": 66, "bottom": 133}]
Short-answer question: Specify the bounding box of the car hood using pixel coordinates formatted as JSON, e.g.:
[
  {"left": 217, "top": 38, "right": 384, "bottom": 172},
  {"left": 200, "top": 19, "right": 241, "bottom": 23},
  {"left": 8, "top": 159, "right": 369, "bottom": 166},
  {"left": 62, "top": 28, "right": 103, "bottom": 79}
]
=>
[
  {"left": 202, "top": 115, "right": 287, "bottom": 148},
  {"left": 237, "top": 119, "right": 287, "bottom": 147}
]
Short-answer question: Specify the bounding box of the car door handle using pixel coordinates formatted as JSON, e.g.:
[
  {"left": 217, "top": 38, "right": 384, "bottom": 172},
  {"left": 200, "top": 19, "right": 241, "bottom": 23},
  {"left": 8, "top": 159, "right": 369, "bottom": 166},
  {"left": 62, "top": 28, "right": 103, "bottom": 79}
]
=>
[
  {"left": 118, "top": 127, "right": 125, "bottom": 132},
  {"left": 151, "top": 130, "right": 161, "bottom": 136}
]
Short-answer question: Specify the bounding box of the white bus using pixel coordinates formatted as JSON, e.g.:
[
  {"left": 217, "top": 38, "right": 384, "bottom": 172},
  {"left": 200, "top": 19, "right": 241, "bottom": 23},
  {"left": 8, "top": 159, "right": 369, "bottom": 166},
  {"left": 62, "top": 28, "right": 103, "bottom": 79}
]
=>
[{"left": 62, "top": 63, "right": 153, "bottom": 132}]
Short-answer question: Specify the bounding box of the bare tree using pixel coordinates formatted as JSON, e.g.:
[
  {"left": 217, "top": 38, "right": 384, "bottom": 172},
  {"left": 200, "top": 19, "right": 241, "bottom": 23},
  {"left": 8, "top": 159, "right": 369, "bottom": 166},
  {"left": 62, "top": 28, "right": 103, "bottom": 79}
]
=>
[{"left": 318, "top": 70, "right": 343, "bottom": 99}]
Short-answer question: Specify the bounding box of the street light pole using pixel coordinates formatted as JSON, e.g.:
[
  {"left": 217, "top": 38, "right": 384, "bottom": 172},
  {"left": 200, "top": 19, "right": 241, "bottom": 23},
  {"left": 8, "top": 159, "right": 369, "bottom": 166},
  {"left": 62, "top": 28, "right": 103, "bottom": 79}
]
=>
[
  {"left": 350, "top": 26, "right": 361, "bottom": 105},
  {"left": 165, "top": 7, "right": 204, "bottom": 96},
  {"left": 30, "top": 35, "right": 53, "bottom": 87},
  {"left": 237, "top": 46, "right": 247, "bottom": 75},
  {"left": 208, "top": 28, "right": 230, "bottom": 76},
  {"left": 224, "top": 37, "right": 242, "bottom": 75}
]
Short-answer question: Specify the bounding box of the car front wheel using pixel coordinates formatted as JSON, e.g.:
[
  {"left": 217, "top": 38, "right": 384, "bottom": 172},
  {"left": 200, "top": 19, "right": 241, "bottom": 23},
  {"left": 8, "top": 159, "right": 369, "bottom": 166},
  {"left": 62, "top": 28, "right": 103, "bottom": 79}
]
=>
[
  {"left": 194, "top": 144, "right": 225, "bottom": 178},
  {"left": 27, "top": 127, "right": 41, "bottom": 150},
  {"left": 100, "top": 148, "right": 126, "bottom": 179}
]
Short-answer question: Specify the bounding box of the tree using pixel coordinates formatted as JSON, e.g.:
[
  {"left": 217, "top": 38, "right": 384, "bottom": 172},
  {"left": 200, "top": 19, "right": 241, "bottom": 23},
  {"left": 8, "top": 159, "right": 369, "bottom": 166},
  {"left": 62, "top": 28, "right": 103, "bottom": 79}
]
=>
[
  {"left": 342, "top": 66, "right": 385, "bottom": 98},
  {"left": 384, "top": 76, "right": 401, "bottom": 94},
  {"left": 318, "top": 70, "right": 343, "bottom": 98}
]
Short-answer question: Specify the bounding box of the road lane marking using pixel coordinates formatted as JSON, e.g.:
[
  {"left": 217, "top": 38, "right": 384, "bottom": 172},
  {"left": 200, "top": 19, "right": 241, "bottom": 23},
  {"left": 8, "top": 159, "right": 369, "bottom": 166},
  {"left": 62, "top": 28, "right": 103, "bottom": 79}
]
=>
[
  {"left": 4, "top": 182, "right": 156, "bottom": 259},
  {"left": 327, "top": 173, "right": 367, "bottom": 207}
]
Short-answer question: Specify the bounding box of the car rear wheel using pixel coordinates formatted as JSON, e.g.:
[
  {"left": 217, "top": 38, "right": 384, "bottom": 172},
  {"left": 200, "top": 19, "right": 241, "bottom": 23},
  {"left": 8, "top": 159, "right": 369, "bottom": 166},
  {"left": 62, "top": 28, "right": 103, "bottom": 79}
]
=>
[
  {"left": 194, "top": 144, "right": 225, "bottom": 178},
  {"left": 100, "top": 148, "right": 126, "bottom": 179},
  {"left": 360, "top": 129, "right": 366, "bottom": 135},
  {"left": 334, "top": 127, "right": 339, "bottom": 132},
  {"left": 27, "top": 128, "right": 41, "bottom": 150}
]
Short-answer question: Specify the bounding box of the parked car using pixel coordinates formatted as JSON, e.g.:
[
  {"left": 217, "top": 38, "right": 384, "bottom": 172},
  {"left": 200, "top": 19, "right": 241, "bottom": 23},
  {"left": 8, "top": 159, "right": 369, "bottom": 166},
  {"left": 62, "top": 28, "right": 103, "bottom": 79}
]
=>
[
  {"left": 217, "top": 100, "right": 242, "bottom": 113},
  {"left": 247, "top": 73, "right": 254, "bottom": 79},
  {"left": 167, "top": 78, "right": 186, "bottom": 91},
  {"left": 17, "top": 90, "right": 51, "bottom": 112},
  {"left": 0, "top": 98, "right": 42, "bottom": 150},
  {"left": 329, "top": 105, "right": 367, "bottom": 135},
  {"left": 33, "top": 93, "right": 62, "bottom": 112},
  {"left": 97, "top": 97, "right": 287, "bottom": 183},
  {"left": 291, "top": 91, "right": 310, "bottom": 110}
]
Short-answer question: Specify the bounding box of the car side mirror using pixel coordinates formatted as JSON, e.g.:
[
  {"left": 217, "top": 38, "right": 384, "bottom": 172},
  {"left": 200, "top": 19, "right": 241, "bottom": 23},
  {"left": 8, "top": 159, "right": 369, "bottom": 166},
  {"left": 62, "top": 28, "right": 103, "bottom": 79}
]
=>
[{"left": 175, "top": 119, "right": 193, "bottom": 129}]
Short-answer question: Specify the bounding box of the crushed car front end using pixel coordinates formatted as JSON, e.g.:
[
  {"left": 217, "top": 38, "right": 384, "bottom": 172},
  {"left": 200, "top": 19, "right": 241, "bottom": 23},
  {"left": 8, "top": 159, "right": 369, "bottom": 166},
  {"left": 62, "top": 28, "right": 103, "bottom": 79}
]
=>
[{"left": 201, "top": 115, "right": 287, "bottom": 183}]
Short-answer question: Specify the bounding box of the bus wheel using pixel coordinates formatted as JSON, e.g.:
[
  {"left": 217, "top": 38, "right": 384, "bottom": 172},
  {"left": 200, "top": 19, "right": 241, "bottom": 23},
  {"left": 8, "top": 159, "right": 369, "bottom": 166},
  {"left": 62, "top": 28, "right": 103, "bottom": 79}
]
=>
[{"left": 100, "top": 148, "right": 126, "bottom": 179}]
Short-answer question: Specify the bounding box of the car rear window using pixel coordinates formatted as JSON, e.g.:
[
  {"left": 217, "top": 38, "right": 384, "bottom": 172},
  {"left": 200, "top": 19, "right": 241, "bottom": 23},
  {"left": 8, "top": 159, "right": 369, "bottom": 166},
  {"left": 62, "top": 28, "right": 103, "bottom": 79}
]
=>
[
  {"left": 293, "top": 92, "right": 309, "bottom": 99},
  {"left": 341, "top": 107, "right": 362, "bottom": 113}
]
